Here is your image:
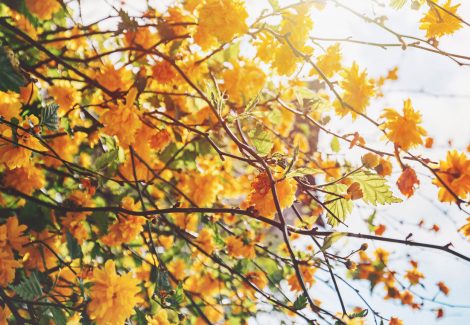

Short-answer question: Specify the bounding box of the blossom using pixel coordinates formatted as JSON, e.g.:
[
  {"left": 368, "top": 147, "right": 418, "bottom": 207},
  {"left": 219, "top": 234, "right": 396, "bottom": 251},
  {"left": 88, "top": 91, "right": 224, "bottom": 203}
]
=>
[
  {"left": 242, "top": 171, "right": 297, "bottom": 218},
  {"left": 152, "top": 60, "right": 178, "bottom": 84},
  {"left": 226, "top": 235, "right": 255, "bottom": 259},
  {"left": 381, "top": 99, "right": 427, "bottom": 150},
  {"left": 459, "top": 218, "right": 470, "bottom": 238},
  {"left": 405, "top": 267, "right": 424, "bottom": 285},
  {"left": 437, "top": 281, "right": 450, "bottom": 295},
  {"left": 0, "top": 127, "right": 47, "bottom": 170},
  {"left": 420, "top": 0, "right": 462, "bottom": 39},
  {"left": 287, "top": 264, "right": 316, "bottom": 292},
  {"left": 222, "top": 61, "right": 266, "bottom": 105},
  {"left": 433, "top": 150, "right": 470, "bottom": 202},
  {"left": 25, "top": 0, "right": 61, "bottom": 19},
  {"left": 2, "top": 165, "right": 45, "bottom": 195},
  {"left": 334, "top": 62, "right": 375, "bottom": 119},
  {"left": 0, "top": 248, "right": 21, "bottom": 286},
  {"left": 195, "top": 228, "right": 215, "bottom": 255},
  {"left": 48, "top": 82, "right": 82, "bottom": 114},
  {"left": 4, "top": 216, "right": 28, "bottom": 252},
  {"left": 87, "top": 260, "right": 142, "bottom": 324},
  {"left": 194, "top": 0, "right": 248, "bottom": 50},
  {"left": 95, "top": 63, "right": 132, "bottom": 93},
  {"left": 396, "top": 167, "right": 420, "bottom": 198},
  {"left": 146, "top": 309, "right": 175, "bottom": 325},
  {"left": 100, "top": 197, "right": 146, "bottom": 246},
  {"left": 0, "top": 91, "right": 21, "bottom": 121},
  {"left": 312, "top": 43, "right": 342, "bottom": 78},
  {"left": 179, "top": 171, "right": 223, "bottom": 207},
  {"left": 244, "top": 271, "right": 268, "bottom": 290},
  {"left": 101, "top": 88, "right": 143, "bottom": 147}
]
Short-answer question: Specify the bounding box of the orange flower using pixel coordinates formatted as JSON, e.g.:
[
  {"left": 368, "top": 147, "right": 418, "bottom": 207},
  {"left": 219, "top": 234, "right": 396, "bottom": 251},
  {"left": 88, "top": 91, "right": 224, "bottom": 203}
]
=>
[
  {"left": 195, "top": 228, "right": 215, "bottom": 255},
  {"left": 194, "top": 0, "right": 248, "bottom": 50},
  {"left": 226, "top": 235, "right": 255, "bottom": 259},
  {"left": 25, "top": 0, "right": 61, "bottom": 19},
  {"left": 381, "top": 99, "right": 427, "bottom": 150},
  {"left": 420, "top": 0, "right": 462, "bottom": 38},
  {"left": 459, "top": 218, "right": 470, "bottom": 238},
  {"left": 242, "top": 171, "right": 297, "bottom": 219},
  {"left": 87, "top": 260, "right": 142, "bottom": 324},
  {"left": 433, "top": 150, "right": 470, "bottom": 202},
  {"left": 375, "top": 158, "right": 393, "bottom": 177},
  {"left": 2, "top": 165, "right": 45, "bottom": 195},
  {"left": 0, "top": 91, "right": 21, "bottom": 122},
  {"left": 437, "top": 281, "right": 450, "bottom": 295},
  {"left": 396, "top": 167, "right": 420, "bottom": 198},
  {"left": 405, "top": 267, "right": 424, "bottom": 285},
  {"left": 389, "top": 317, "right": 403, "bottom": 325},
  {"left": 222, "top": 60, "right": 266, "bottom": 105},
  {"left": 0, "top": 248, "right": 21, "bottom": 286},
  {"left": 334, "top": 62, "right": 375, "bottom": 119},
  {"left": 0, "top": 127, "right": 47, "bottom": 170},
  {"left": 287, "top": 264, "right": 316, "bottom": 292}
]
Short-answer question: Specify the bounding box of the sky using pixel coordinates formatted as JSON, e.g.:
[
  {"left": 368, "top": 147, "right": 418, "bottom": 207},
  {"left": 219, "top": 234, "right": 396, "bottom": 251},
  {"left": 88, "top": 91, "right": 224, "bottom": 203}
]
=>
[{"left": 70, "top": 0, "right": 470, "bottom": 323}]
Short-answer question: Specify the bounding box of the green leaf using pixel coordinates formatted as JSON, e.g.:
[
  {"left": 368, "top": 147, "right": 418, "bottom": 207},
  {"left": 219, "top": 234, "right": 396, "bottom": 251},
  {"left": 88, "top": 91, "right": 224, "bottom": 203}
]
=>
[
  {"left": 325, "top": 184, "right": 353, "bottom": 227},
  {"left": 293, "top": 294, "right": 308, "bottom": 310},
  {"left": 40, "top": 103, "right": 59, "bottom": 131},
  {"left": 390, "top": 0, "right": 407, "bottom": 9},
  {"left": 94, "top": 149, "right": 119, "bottom": 171},
  {"left": 248, "top": 124, "right": 273, "bottom": 156},
  {"left": 350, "top": 309, "right": 368, "bottom": 318},
  {"left": 66, "top": 231, "right": 83, "bottom": 259},
  {"left": 321, "top": 232, "right": 346, "bottom": 251},
  {"left": 330, "top": 136, "right": 340, "bottom": 153},
  {"left": 0, "top": 46, "right": 26, "bottom": 93},
  {"left": 11, "top": 272, "right": 43, "bottom": 300},
  {"left": 351, "top": 171, "right": 402, "bottom": 205},
  {"left": 285, "top": 167, "right": 321, "bottom": 179},
  {"left": 48, "top": 306, "right": 67, "bottom": 325}
]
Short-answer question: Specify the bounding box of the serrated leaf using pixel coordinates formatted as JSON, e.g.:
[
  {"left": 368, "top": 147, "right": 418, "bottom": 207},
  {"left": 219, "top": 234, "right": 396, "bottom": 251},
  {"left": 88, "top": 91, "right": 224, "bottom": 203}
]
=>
[
  {"left": 11, "top": 272, "right": 43, "bottom": 300},
  {"left": 285, "top": 167, "right": 322, "bottom": 179},
  {"left": 322, "top": 232, "right": 346, "bottom": 251},
  {"left": 48, "top": 306, "right": 67, "bottom": 325},
  {"left": 330, "top": 136, "right": 340, "bottom": 153},
  {"left": 390, "top": 0, "right": 407, "bottom": 9},
  {"left": 66, "top": 231, "right": 83, "bottom": 259},
  {"left": 325, "top": 184, "right": 353, "bottom": 227},
  {"left": 248, "top": 124, "right": 273, "bottom": 156},
  {"left": 40, "top": 103, "right": 59, "bottom": 131},
  {"left": 0, "top": 47, "right": 26, "bottom": 93},
  {"left": 351, "top": 171, "right": 402, "bottom": 205},
  {"left": 293, "top": 294, "right": 308, "bottom": 310},
  {"left": 94, "top": 149, "right": 118, "bottom": 171}
]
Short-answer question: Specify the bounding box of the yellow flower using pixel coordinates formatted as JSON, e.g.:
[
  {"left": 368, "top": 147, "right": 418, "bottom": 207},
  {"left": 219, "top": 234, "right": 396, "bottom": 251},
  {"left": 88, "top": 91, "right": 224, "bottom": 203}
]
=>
[
  {"left": 194, "top": 0, "right": 248, "bottom": 50},
  {"left": 152, "top": 60, "right": 178, "bottom": 84},
  {"left": 420, "top": 0, "right": 462, "bottom": 39},
  {"left": 0, "top": 248, "right": 21, "bottom": 286},
  {"left": 226, "top": 235, "right": 255, "bottom": 259},
  {"left": 0, "top": 91, "right": 21, "bottom": 121},
  {"left": 244, "top": 271, "right": 268, "bottom": 290},
  {"left": 195, "top": 228, "right": 215, "bottom": 255},
  {"left": 179, "top": 170, "right": 222, "bottom": 207},
  {"left": 95, "top": 63, "right": 132, "bottom": 93},
  {"left": 433, "top": 150, "right": 470, "bottom": 202},
  {"left": 405, "top": 267, "right": 424, "bottom": 285},
  {"left": 287, "top": 264, "right": 316, "bottom": 292},
  {"left": 2, "top": 165, "right": 45, "bottom": 195},
  {"left": 146, "top": 309, "right": 175, "bottom": 325},
  {"left": 0, "top": 305, "right": 10, "bottom": 325},
  {"left": 25, "top": 0, "right": 61, "bottom": 20},
  {"left": 312, "top": 43, "right": 342, "bottom": 78},
  {"left": 459, "top": 218, "right": 470, "bottom": 238},
  {"left": 168, "top": 259, "right": 186, "bottom": 281},
  {"left": 381, "top": 99, "right": 427, "bottom": 150},
  {"left": 87, "top": 260, "right": 142, "bottom": 325},
  {"left": 0, "top": 128, "right": 47, "bottom": 170},
  {"left": 101, "top": 88, "right": 143, "bottom": 147},
  {"left": 48, "top": 82, "right": 82, "bottom": 115},
  {"left": 4, "top": 216, "right": 28, "bottom": 252},
  {"left": 222, "top": 60, "right": 266, "bottom": 105},
  {"left": 242, "top": 171, "right": 297, "bottom": 219},
  {"left": 101, "top": 197, "right": 146, "bottom": 246},
  {"left": 334, "top": 62, "right": 375, "bottom": 119}
]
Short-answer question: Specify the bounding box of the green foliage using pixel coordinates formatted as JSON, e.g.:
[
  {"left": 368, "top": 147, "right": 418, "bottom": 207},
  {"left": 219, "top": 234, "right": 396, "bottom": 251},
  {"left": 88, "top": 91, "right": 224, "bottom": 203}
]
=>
[
  {"left": 0, "top": 46, "right": 26, "bottom": 93},
  {"left": 293, "top": 294, "right": 308, "bottom": 310},
  {"left": 285, "top": 167, "right": 321, "bottom": 179},
  {"left": 48, "top": 306, "right": 67, "bottom": 325},
  {"left": 40, "top": 103, "right": 59, "bottom": 131},
  {"left": 11, "top": 271, "right": 43, "bottom": 300},
  {"left": 325, "top": 184, "right": 353, "bottom": 227},
  {"left": 66, "top": 231, "right": 83, "bottom": 259},
  {"left": 351, "top": 171, "right": 402, "bottom": 205},
  {"left": 94, "top": 149, "right": 119, "bottom": 171},
  {"left": 248, "top": 124, "right": 274, "bottom": 156},
  {"left": 321, "top": 232, "right": 346, "bottom": 251},
  {"left": 330, "top": 136, "right": 340, "bottom": 153}
]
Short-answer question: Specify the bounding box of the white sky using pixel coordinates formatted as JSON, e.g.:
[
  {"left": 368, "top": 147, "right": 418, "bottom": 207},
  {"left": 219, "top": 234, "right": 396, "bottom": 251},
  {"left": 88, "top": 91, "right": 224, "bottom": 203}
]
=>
[{"left": 70, "top": 0, "right": 470, "bottom": 324}]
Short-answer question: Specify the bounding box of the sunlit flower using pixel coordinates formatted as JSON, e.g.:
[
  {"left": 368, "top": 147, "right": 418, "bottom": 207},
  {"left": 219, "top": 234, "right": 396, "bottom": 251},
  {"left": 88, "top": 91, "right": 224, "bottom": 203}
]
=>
[
  {"left": 87, "top": 260, "right": 142, "bottom": 324},
  {"left": 420, "top": 0, "right": 462, "bottom": 38},
  {"left": 25, "top": 0, "right": 61, "bottom": 19},
  {"left": 433, "top": 150, "right": 470, "bottom": 202}
]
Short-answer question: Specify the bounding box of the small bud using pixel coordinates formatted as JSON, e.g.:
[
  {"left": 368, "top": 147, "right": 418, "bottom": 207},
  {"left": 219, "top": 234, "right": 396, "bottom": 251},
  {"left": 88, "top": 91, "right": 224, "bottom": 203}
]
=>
[
  {"left": 360, "top": 243, "right": 368, "bottom": 251},
  {"left": 362, "top": 153, "right": 380, "bottom": 168},
  {"left": 345, "top": 260, "right": 357, "bottom": 270}
]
